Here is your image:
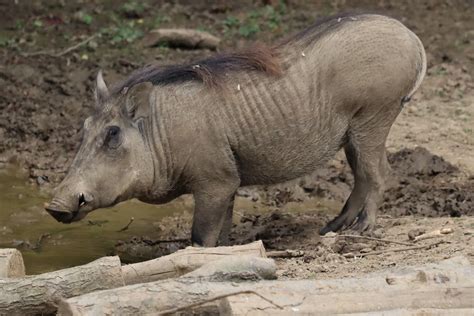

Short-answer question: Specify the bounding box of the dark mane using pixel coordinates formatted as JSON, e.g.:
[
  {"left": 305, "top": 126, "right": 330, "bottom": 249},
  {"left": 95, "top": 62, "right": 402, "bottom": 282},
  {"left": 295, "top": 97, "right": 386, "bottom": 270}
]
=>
[
  {"left": 111, "top": 43, "right": 281, "bottom": 95},
  {"left": 112, "top": 12, "right": 380, "bottom": 95}
]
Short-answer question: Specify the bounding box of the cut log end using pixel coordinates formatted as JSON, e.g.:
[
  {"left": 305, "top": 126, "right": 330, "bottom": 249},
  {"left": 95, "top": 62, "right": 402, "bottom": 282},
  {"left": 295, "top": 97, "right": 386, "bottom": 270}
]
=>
[{"left": 0, "top": 248, "right": 25, "bottom": 278}]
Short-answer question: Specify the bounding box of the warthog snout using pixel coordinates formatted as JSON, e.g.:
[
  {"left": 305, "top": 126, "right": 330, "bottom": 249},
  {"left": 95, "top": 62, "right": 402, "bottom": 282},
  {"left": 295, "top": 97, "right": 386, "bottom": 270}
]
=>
[
  {"left": 45, "top": 193, "right": 93, "bottom": 223},
  {"left": 45, "top": 207, "right": 74, "bottom": 223}
]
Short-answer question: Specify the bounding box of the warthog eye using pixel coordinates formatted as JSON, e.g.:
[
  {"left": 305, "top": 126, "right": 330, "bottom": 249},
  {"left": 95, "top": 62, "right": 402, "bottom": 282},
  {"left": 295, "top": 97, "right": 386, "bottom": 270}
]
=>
[{"left": 104, "top": 126, "right": 122, "bottom": 149}]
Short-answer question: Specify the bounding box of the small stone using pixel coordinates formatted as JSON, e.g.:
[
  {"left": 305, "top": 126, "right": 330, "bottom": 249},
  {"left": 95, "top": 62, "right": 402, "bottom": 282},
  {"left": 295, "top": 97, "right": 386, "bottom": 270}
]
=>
[
  {"left": 371, "top": 228, "right": 384, "bottom": 239},
  {"left": 0, "top": 226, "right": 13, "bottom": 235},
  {"left": 360, "top": 247, "right": 373, "bottom": 253},
  {"left": 87, "top": 40, "right": 98, "bottom": 50},
  {"left": 408, "top": 227, "right": 426, "bottom": 240},
  {"left": 36, "top": 175, "right": 50, "bottom": 186}
]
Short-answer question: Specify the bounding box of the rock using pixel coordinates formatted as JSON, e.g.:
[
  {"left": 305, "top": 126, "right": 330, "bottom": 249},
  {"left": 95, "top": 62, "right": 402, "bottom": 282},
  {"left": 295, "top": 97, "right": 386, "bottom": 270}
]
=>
[
  {"left": 142, "top": 29, "right": 221, "bottom": 50},
  {"left": 87, "top": 40, "right": 98, "bottom": 51},
  {"left": 36, "top": 175, "right": 50, "bottom": 186},
  {"left": 6, "top": 64, "right": 37, "bottom": 84},
  {"left": 408, "top": 228, "right": 426, "bottom": 240}
]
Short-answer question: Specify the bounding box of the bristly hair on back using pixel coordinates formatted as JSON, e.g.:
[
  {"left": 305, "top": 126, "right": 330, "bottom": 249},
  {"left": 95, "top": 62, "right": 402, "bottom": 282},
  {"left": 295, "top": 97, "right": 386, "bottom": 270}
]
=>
[
  {"left": 277, "top": 12, "right": 368, "bottom": 48},
  {"left": 111, "top": 12, "right": 374, "bottom": 96},
  {"left": 111, "top": 43, "right": 281, "bottom": 95}
]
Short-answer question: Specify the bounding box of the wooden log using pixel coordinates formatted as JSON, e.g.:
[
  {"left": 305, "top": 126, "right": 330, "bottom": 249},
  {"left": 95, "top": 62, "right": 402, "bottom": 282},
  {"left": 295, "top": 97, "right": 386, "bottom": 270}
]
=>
[
  {"left": 226, "top": 256, "right": 474, "bottom": 315},
  {"left": 0, "top": 249, "right": 25, "bottom": 278},
  {"left": 142, "top": 28, "right": 221, "bottom": 50},
  {"left": 340, "top": 308, "right": 474, "bottom": 315},
  {"left": 122, "top": 240, "right": 266, "bottom": 285},
  {"left": 58, "top": 256, "right": 474, "bottom": 315},
  {"left": 183, "top": 255, "right": 277, "bottom": 281},
  {"left": 0, "top": 256, "right": 124, "bottom": 315}
]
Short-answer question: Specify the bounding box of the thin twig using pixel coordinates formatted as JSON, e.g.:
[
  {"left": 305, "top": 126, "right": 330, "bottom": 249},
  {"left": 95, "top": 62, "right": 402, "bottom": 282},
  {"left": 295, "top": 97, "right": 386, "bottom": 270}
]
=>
[
  {"left": 344, "top": 240, "right": 446, "bottom": 258},
  {"left": 31, "top": 233, "right": 51, "bottom": 251},
  {"left": 21, "top": 34, "right": 97, "bottom": 58},
  {"left": 413, "top": 228, "right": 454, "bottom": 242},
  {"left": 157, "top": 290, "right": 284, "bottom": 315},
  {"left": 267, "top": 250, "right": 305, "bottom": 258},
  {"left": 234, "top": 211, "right": 254, "bottom": 222},
  {"left": 144, "top": 238, "right": 190, "bottom": 245},
  {"left": 321, "top": 234, "right": 413, "bottom": 246},
  {"left": 117, "top": 217, "right": 135, "bottom": 232}
]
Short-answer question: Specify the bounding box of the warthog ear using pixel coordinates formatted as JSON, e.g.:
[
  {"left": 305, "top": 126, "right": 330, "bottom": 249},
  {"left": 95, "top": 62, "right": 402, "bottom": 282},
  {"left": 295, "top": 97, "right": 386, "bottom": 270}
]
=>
[
  {"left": 124, "top": 82, "right": 153, "bottom": 120},
  {"left": 94, "top": 70, "right": 109, "bottom": 106}
]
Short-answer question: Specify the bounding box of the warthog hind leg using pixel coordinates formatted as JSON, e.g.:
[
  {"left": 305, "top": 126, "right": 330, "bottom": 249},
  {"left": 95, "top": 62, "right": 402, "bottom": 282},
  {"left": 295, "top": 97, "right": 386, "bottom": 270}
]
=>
[{"left": 320, "top": 105, "right": 399, "bottom": 235}]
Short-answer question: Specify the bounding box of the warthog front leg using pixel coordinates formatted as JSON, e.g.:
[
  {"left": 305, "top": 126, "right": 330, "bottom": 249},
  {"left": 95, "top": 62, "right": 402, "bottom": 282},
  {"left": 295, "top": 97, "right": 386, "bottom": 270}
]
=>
[
  {"left": 217, "top": 195, "right": 234, "bottom": 246},
  {"left": 191, "top": 182, "right": 238, "bottom": 247}
]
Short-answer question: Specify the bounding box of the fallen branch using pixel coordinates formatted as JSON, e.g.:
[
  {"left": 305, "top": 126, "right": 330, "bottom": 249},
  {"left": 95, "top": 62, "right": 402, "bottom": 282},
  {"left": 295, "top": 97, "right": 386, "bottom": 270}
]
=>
[
  {"left": 142, "top": 29, "right": 220, "bottom": 50},
  {"left": 21, "top": 34, "right": 98, "bottom": 58},
  {"left": 344, "top": 241, "right": 446, "bottom": 258},
  {"left": 413, "top": 228, "right": 454, "bottom": 242},
  {"left": 117, "top": 217, "right": 134, "bottom": 232},
  {"left": 0, "top": 249, "right": 25, "bottom": 278},
  {"left": 329, "top": 234, "right": 414, "bottom": 246}
]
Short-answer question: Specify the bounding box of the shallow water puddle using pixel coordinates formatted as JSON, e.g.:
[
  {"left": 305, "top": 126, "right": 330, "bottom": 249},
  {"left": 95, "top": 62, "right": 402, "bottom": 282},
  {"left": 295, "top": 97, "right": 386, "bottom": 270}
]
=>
[
  {"left": 0, "top": 165, "right": 190, "bottom": 274},
  {"left": 0, "top": 165, "right": 340, "bottom": 274}
]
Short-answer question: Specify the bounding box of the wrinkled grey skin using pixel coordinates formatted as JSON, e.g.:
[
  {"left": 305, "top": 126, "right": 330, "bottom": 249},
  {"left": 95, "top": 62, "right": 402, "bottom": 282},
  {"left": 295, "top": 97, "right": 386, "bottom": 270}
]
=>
[{"left": 46, "top": 15, "right": 426, "bottom": 246}]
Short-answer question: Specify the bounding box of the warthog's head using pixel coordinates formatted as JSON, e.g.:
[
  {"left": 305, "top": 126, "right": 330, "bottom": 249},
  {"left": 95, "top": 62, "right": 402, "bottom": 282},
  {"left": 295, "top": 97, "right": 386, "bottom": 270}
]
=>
[{"left": 45, "top": 71, "right": 154, "bottom": 223}]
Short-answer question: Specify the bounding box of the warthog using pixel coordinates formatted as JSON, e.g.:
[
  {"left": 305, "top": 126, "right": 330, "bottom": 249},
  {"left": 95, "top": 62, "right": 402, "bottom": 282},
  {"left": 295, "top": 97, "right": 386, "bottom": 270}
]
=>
[{"left": 45, "top": 13, "right": 426, "bottom": 246}]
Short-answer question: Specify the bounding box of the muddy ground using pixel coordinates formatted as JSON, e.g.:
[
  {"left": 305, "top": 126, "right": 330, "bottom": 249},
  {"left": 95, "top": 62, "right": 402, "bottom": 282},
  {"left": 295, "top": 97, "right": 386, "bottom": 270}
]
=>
[
  {"left": 116, "top": 147, "right": 474, "bottom": 279},
  {"left": 0, "top": 0, "right": 473, "bottom": 278}
]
